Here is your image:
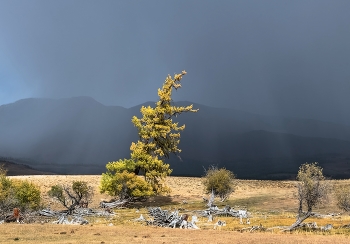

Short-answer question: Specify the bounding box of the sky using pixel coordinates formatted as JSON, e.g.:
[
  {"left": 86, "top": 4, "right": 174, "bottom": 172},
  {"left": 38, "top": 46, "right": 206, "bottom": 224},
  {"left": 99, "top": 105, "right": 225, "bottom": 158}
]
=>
[{"left": 1, "top": 0, "right": 350, "bottom": 124}]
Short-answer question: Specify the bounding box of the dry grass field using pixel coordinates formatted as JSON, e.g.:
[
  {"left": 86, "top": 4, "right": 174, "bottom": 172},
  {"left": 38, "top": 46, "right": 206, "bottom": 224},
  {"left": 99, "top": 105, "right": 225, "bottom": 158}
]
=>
[{"left": 1, "top": 175, "right": 350, "bottom": 243}]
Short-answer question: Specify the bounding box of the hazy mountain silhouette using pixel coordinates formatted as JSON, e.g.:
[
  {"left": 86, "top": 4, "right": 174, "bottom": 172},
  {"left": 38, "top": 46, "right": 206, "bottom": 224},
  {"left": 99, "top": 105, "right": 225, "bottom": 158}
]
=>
[
  {"left": 1, "top": 97, "right": 350, "bottom": 179},
  {"left": 0, "top": 157, "right": 54, "bottom": 175}
]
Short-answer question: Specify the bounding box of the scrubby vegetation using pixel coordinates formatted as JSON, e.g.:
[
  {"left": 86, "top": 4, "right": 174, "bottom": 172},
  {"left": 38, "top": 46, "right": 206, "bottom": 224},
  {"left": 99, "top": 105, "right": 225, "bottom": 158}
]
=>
[
  {"left": 289, "top": 162, "right": 331, "bottom": 230},
  {"left": 100, "top": 167, "right": 153, "bottom": 201},
  {"left": 336, "top": 184, "right": 350, "bottom": 212},
  {"left": 202, "top": 166, "right": 236, "bottom": 201},
  {"left": 0, "top": 165, "right": 41, "bottom": 211}
]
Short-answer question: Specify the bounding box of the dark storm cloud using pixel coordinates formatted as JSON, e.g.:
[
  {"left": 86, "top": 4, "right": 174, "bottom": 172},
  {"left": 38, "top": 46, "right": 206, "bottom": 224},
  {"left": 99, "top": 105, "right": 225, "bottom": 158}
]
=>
[{"left": 1, "top": 0, "right": 350, "bottom": 124}]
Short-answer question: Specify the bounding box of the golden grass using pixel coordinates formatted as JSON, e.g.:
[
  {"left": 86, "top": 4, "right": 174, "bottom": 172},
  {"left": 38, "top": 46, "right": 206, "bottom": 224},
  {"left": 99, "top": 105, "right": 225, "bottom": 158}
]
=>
[
  {"left": 2, "top": 176, "right": 350, "bottom": 243},
  {"left": 1, "top": 224, "right": 350, "bottom": 244}
]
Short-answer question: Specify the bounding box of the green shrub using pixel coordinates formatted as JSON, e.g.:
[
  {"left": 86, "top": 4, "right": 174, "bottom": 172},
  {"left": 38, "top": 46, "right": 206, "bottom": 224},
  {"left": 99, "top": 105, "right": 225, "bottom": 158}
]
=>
[
  {"left": 202, "top": 166, "right": 236, "bottom": 201},
  {"left": 0, "top": 165, "right": 41, "bottom": 211},
  {"left": 14, "top": 180, "right": 41, "bottom": 210},
  {"left": 100, "top": 168, "right": 154, "bottom": 200}
]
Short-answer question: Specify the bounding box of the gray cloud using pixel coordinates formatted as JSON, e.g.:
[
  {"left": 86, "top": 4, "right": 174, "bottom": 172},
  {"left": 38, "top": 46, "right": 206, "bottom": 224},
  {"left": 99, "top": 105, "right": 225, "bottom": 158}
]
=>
[{"left": 1, "top": 0, "right": 350, "bottom": 124}]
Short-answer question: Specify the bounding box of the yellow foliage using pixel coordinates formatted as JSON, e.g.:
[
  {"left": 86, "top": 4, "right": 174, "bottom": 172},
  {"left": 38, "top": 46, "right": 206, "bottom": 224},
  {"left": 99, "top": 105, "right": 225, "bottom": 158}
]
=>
[
  {"left": 0, "top": 166, "right": 41, "bottom": 210},
  {"left": 202, "top": 167, "right": 236, "bottom": 201},
  {"left": 100, "top": 170, "right": 153, "bottom": 199}
]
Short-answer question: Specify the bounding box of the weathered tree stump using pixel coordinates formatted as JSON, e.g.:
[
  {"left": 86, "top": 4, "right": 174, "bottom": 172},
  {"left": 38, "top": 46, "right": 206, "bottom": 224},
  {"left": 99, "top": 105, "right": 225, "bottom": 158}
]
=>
[{"left": 5, "top": 208, "right": 23, "bottom": 223}]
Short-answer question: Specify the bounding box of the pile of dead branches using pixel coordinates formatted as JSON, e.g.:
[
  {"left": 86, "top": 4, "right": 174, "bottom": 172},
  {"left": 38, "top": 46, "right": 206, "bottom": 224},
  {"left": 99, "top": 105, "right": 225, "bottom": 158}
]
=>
[
  {"left": 146, "top": 207, "right": 199, "bottom": 229},
  {"left": 196, "top": 205, "right": 250, "bottom": 219},
  {"left": 51, "top": 213, "right": 89, "bottom": 225},
  {"left": 38, "top": 207, "right": 115, "bottom": 225},
  {"left": 283, "top": 222, "right": 333, "bottom": 232},
  {"left": 39, "top": 207, "right": 114, "bottom": 218}
]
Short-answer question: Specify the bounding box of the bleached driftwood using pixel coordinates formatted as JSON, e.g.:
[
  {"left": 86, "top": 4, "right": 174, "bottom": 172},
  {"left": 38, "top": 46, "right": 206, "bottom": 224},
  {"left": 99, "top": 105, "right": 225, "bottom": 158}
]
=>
[
  {"left": 196, "top": 205, "right": 250, "bottom": 219},
  {"left": 320, "top": 224, "right": 333, "bottom": 231},
  {"left": 213, "top": 220, "right": 226, "bottom": 230},
  {"left": 283, "top": 221, "right": 333, "bottom": 232},
  {"left": 207, "top": 190, "right": 215, "bottom": 208},
  {"left": 241, "top": 224, "right": 266, "bottom": 233},
  {"left": 39, "top": 207, "right": 114, "bottom": 218},
  {"left": 73, "top": 208, "right": 115, "bottom": 217},
  {"left": 38, "top": 209, "right": 60, "bottom": 217},
  {"left": 134, "top": 214, "right": 145, "bottom": 222},
  {"left": 52, "top": 213, "right": 89, "bottom": 225},
  {"left": 100, "top": 199, "right": 129, "bottom": 209},
  {"left": 146, "top": 207, "right": 199, "bottom": 229}
]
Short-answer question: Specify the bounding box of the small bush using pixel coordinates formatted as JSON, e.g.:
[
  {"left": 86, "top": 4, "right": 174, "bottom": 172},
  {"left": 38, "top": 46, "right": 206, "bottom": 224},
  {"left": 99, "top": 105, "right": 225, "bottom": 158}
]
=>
[
  {"left": 0, "top": 165, "right": 41, "bottom": 211},
  {"left": 335, "top": 184, "right": 350, "bottom": 212},
  {"left": 100, "top": 169, "right": 154, "bottom": 201},
  {"left": 202, "top": 166, "right": 236, "bottom": 201},
  {"left": 14, "top": 180, "right": 41, "bottom": 210}
]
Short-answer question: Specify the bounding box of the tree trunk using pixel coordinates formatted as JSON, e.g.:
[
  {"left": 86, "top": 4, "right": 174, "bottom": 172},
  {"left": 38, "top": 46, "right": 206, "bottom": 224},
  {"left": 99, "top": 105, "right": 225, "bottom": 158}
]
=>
[
  {"left": 287, "top": 211, "right": 312, "bottom": 231},
  {"left": 68, "top": 204, "right": 77, "bottom": 214}
]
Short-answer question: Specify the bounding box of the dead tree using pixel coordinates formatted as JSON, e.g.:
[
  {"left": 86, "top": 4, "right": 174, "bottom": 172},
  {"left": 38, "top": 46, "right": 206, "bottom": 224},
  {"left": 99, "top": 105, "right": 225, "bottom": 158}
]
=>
[
  {"left": 287, "top": 163, "right": 330, "bottom": 231},
  {"left": 207, "top": 189, "right": 215, "bottom": 208}
]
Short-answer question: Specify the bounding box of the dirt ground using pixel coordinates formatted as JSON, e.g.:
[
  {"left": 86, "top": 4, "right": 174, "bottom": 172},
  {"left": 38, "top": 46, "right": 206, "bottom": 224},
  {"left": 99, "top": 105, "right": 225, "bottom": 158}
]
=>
[{"left": 1, "top": 224, "right": 350, "bottom": 244}]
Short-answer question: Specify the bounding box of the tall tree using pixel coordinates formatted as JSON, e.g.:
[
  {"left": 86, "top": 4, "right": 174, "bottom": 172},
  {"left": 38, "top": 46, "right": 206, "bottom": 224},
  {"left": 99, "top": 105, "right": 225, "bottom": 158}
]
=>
[{"left": 101, "top": 71, "right": 198, "bottom": 199}]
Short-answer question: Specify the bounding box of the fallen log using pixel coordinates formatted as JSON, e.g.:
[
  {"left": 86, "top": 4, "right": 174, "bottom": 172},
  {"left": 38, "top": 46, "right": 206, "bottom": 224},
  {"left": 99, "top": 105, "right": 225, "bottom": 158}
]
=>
[
  {"left": 52, "top": 213, "right": 89, "bottom": 225},
  {"left": 100, "top": 199, "right": 129, "bottom": 209},
  {"left": 196, "top": 207, "right": 250, "bottom": 219},
  {"left": 38, "top": 209, "right": 60, "bottom": 217}
]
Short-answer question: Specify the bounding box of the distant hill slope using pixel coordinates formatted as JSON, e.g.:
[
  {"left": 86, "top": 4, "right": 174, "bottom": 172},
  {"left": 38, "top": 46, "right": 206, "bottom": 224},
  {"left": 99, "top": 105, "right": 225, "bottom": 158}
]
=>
[
  {"left": 1, "top": 97, "right": 350, "bottom": 178},
  {"left": 171, "top": 130, "right": 350, "bottom": 179},
  {"left": 0, "top": 158, "right": 54, "bottom": 176}
]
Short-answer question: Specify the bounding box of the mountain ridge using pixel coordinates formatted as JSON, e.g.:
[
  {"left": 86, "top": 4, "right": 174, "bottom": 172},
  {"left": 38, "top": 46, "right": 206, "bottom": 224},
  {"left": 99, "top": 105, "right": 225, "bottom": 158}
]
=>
[{"left": 1, "top": 97, "right": 350, "bottom": 179}]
